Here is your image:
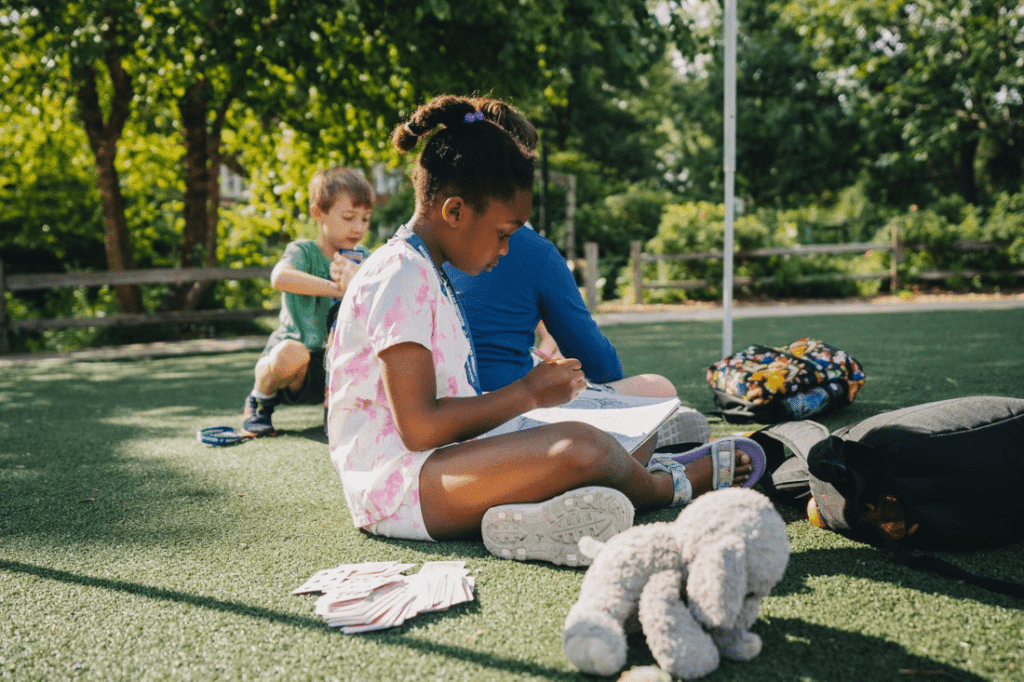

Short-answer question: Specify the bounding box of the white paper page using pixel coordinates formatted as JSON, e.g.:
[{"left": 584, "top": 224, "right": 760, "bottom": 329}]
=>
[{"left": 480, "top": 389, "right": 680, "bottom": 453}]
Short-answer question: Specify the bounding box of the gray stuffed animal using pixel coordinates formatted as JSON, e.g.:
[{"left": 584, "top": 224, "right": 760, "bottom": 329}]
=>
[{"left": 563, "top": 488, "right": 789, "bottom": 680}]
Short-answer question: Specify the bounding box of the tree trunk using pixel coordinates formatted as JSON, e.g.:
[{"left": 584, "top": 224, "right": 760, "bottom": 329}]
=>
[
  {"left": 163, "top": 77, "right": 243, "bottom": 312},
  {"left": 75, "top": 39, "right": 143, "bottom": 314},
  {"left": 161, "top": 80, "right": 212, "bottom": 312},
  {"left": 954, "top": 129, "right": 979, "bottom": 206}
]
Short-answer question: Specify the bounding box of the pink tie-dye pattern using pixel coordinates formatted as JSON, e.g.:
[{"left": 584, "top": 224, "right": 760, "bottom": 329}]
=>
[
  {"left": 381, "top": 294, "right": 408, "bottom": 333},
  {"left": 377, "top": 413, "right": 400, "bottom": 445},
  {"left": 351, "top": 347, "right": 374, "bottom": 373},
  {"left": 366, "top": 468, "right": 405, "bottom": 523},
  {"left": 351, "top": 296, "right": 369, "bottom": 319},
  {"left": 413, "top": 277, "right": 432, "bottom": 311},
  {"left": 332, "top": 239, "right": 478, "bottom": 532}
]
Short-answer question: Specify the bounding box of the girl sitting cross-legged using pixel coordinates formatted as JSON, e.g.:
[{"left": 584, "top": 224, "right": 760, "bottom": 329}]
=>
[{"left": 326, "top": 94, "right": 766, "bottom": 565}]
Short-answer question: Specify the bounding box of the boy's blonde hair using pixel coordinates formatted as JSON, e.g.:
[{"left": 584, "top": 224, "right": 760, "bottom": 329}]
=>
[{"left": 308, "top": 167, "right": 375, "bottom": 216}]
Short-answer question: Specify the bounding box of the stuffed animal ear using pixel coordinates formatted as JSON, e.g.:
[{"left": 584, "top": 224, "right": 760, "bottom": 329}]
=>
[
  {"left": 686, "top": 536, "right": 747, "bottom": 629},
  {"left": 578, "top": 535, "right": 605, "bottom": 560}
]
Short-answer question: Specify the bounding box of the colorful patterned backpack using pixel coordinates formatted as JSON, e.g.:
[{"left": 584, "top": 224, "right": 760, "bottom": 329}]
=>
[{"left": 706, "top": 338, "right": 866, "bottom": 423}]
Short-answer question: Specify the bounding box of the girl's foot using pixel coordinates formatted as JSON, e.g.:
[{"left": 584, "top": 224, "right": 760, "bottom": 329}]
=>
[{"left": 647, "top": 437, "right": 767, "bottom": 506}]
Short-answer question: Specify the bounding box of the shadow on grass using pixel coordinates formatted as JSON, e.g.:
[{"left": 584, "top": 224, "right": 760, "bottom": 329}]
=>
[
  {"left": 0, "top": 557, "right": 984, "bottom": 682},
  {"left": 0, "top": 557, "right": 581, "bottom": 680},
  {"left": 750, "top": 616, "right": 986, "bottom": 682},
  {"left": 617, "top": 615, "right": 988, "bottom": 682},
  {"left": 0, "top": 353, "right": 263, "bottom": 544},
  {"left": 780, "top": 545, "right": 1024, "bottom": 610},
  {"left": 0, "top": 557, "right": 326, "bottom": 629}
]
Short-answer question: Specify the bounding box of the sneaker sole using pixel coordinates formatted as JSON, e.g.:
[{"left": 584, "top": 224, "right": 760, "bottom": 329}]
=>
[
  {"left": 656, "top": 409, "right": 711, "bottom": 449},
  {"left": 481, "top": 487, "right": 634, "bottom": 566},
  {"left": 239, "top": 427, "right": 277, "bottom": 438}
]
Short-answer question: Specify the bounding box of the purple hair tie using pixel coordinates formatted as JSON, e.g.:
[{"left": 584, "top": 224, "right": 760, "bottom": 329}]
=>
[{"left": 463, "top": 111, "right": 485, "bottom": 124}]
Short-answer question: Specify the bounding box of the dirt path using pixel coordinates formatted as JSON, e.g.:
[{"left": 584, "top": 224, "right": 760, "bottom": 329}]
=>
[{"left": 3, "top": 291, "right": 1022, "bottom": 365}]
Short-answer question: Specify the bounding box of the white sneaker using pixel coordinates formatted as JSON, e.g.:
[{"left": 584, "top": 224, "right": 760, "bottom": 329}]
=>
[
  {"left": 481, "top": 487, "right": 634, "bottom": 566},
  {"left": 655, "top": 409, "right": 711, "bottom": 449}
]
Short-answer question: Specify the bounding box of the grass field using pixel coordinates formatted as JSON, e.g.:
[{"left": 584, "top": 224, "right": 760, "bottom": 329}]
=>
[{"left": 2, "top": 307, "right": 1023, "bottom": 681}]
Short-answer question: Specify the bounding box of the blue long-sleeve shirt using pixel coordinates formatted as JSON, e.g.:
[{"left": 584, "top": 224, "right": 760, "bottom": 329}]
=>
[{"left": 444, "top": 225, "right": 623, "bottom": 392}]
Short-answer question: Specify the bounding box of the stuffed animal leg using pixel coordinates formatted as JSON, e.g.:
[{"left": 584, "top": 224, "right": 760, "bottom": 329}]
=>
[
  {"left": 709, "top": 626, "right": 763, "bottom": 662},
  {"left": 683, "top": 492, "right": 789, "bottom": 663},
  {"left": 638, "top": 569, "right": 720, "bottom": 680},
  {"left": 563, "top": 523, "right": 679, "bottom": 676},
  {"left": 685, "top": 534, "right": 764, "bottom": 661}
]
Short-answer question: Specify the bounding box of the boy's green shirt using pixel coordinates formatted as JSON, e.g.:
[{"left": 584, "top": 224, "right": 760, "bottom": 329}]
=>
[{"left": 264, "top": 239, "right": 369, "bottom": 352}]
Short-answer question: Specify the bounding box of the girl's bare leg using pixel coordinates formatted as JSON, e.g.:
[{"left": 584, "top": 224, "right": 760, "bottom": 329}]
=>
[
  {"left": 420, "top": 422, "right": 667, "bottom": 539},
  {"left": 419, "top": 422, "right": 752, "bottom": 540}
]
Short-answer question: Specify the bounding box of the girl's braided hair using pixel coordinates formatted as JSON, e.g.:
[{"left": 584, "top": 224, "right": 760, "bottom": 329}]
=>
[{"left": 392, "top": 95, "right": 536, "bottom": 213}]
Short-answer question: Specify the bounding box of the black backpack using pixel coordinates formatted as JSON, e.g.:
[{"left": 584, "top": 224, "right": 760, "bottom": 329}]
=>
[{"left": 752, "top": 396, "right": 1024, "bottom": 597}]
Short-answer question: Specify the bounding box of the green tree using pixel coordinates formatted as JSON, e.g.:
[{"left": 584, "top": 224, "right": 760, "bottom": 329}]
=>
[
  {"left": 781, "top": 0, "right": 1024, "bottom": 206},
  {"left": 0, "top": 90, "right": 104, "bottom": 273},
  {"left": 1, "top": 0, "right": 408, "bottom": 314},
  {"left": 658, "top": 0, "right": 866, "bottom": 208},
  {"left": 2, "top": 0, "right": 686, "bottom": 316},
  {"left": 3, "top": 4, "right": 145, "bottom": 312}
]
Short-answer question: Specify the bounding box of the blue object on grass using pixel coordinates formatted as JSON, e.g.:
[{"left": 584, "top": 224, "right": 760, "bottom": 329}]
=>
[{"left": 197, "top": 426, "right": 248, "bottom": 447}]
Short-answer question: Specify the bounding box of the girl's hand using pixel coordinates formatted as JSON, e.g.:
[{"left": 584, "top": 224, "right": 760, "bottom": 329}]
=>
[{"left": 522, "top": 357, "right": 586, "bottom": 408}]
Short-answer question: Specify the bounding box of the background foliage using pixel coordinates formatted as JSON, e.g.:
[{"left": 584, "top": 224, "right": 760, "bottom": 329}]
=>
[{"left": 1, "top": 0, "right": 1022, "bottom": 351}]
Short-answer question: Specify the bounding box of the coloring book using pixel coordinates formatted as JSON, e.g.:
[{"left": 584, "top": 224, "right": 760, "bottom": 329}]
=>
[{"left": 480, "top": 387, "right": 681, "bottom": 453}]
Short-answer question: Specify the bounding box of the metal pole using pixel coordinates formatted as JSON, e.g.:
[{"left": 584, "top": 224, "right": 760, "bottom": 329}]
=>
[
  {"left": 722, "top": 0, "right": 737, "bottom": 358},
  {"left": 539, "top": 128, "right": 549, "bottom": 237}
]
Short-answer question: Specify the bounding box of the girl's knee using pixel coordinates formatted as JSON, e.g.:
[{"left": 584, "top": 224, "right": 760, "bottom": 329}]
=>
[{"left": 550, "top": 422, "right": 629, "bottom": 478}]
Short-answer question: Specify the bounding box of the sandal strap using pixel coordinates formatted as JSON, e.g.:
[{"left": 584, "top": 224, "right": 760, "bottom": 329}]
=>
[
  {"left": 647, "top": 456, "right": 694, "bottom": 507},
  {"left": 711, "top": 439, "right": 736, "bottom": 489}
]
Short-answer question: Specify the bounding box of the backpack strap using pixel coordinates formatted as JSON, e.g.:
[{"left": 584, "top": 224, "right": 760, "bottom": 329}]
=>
[
  {"left": 880, "top": 533, "right": 1024, "bottom": 600},
  {"left": 752, "top": 420, "right": 831, "bottom": 461},
  {"left": 750, "top": 420, "right": 831, "bottom": 502}
]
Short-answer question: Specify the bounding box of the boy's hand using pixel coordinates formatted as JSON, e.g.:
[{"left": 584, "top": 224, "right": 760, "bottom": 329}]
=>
[
  {"left": 330, "top": 253, "right": 361, "bottom": 295},
  {"left": 522, "top": 358, "right": 586, "bottom": 409}
]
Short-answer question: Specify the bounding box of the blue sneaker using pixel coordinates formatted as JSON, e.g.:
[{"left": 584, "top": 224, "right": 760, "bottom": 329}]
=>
[{"left": 241, "top": 393, "right": 278, "bottom": 437}]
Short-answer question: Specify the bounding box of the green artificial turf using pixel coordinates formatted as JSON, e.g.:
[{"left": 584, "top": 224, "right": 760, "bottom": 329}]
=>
[{"left": 2, "top": 307, "right": 1023, "bottom": 681}]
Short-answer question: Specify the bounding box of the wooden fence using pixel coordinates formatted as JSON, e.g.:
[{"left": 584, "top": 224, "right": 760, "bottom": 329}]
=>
[
  {"left": 0, "top": 263, "right": 277, "bottom": 354},
  {"left": 625, "top": 233, "right": 1022, "bottom": 305},
  {"left": 3, "top": 230, "right": 1022, "bottom": 353}
]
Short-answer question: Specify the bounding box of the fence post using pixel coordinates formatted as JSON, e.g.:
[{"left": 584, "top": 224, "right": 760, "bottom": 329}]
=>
[
  {"left": 890, "top": 221, "right": 900, "bottom": 292},
  {"left": 630, "top": 240, "right": 643, "bottom": 305},
  {"left": 0, "top": 258, "right": 9, "bottom": 354},
  {"left": 584, "top": 242, "right": 599, "bottom": 311}
]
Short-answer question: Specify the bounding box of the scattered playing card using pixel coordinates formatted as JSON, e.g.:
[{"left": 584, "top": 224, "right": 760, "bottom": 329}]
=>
[{"left": 295, "top": 560, "right": 475, "bottom": 633}]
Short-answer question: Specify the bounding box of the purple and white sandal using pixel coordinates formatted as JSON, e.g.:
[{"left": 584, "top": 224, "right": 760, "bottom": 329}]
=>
[{"left": 647, "top": 437, "right": 767, "bottom": 506}]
